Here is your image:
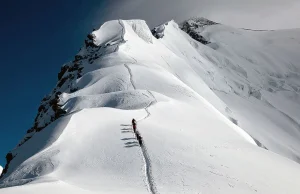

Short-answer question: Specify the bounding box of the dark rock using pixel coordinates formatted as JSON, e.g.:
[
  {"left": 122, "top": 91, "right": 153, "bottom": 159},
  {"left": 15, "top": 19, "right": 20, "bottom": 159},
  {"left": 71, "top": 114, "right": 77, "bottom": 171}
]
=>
[
  {"left": 38, "top": 105, "right": 45, "bottom": 112},
  {"left": 151, "top": 24, "right": 165, "bottom": 39},
  {"left": 26, "top": 127, "right": 34, "bottom": 133},
  {"left": 87, "top": 33, "right": 95, "bottom": 40},
  {"left": 55, "top": 108, "right": 66, "bottom": 119},
  {"left": 181, "top": 23, "right": 210, "bottom": 44},
  {"left": 55, "top": 91, "right": 62, "bottom": 98},
  {"left": 180, "top": 17, "right": 218, "bottom": 45},
  {"left": 57, "top": 77, "right": 68, "bottom": 88},
  {"left": 6, "top": 153, "right": 13, "bottom": 162},
  {"left": 68, "top": 63, "right": 80, "bottom": 72},
  {"left": 42, "top": 95, "right": 50, "bottom": 102},
  {"left": 57, "top": 65, "right": 69, "bottom": 80},
  {"left": 35, "top": 127, "right": 44, "bottom": 132},
  {"left": 0, "top": 153, "right": 15, "bottom": 178},
  {"left": 75, "top": 55, "right": 83, "bottom": 61},
  {"left": 84, "top": 34, "right": 98, "bottom": 48},
  {"left": 70, "top": 87, "right": 78, "bottom": 93},
  {"left": 49, "top": 98, "right": 58, "bottom": 106}
]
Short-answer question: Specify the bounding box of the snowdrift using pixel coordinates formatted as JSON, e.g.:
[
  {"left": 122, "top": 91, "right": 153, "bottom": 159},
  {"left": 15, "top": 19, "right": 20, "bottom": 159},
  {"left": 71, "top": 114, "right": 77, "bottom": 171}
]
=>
[{"left": 1, "top": 18, "right": 300, "bottom": 194}]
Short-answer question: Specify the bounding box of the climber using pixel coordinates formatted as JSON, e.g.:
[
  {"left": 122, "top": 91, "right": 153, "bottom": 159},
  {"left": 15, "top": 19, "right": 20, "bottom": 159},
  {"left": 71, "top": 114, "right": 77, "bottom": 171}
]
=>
[
  {"left": 132, "top": 118, "right": 137, "bottom": 133},
  {"left": 136, "top": 131, "right": 143, "bottom": 146}
]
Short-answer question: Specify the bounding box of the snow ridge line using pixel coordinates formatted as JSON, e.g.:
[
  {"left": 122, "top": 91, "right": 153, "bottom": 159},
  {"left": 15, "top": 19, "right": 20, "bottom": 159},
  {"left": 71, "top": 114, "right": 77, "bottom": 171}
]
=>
[{"left": 124, "top": 64, "right": 136, "bottom": 90}]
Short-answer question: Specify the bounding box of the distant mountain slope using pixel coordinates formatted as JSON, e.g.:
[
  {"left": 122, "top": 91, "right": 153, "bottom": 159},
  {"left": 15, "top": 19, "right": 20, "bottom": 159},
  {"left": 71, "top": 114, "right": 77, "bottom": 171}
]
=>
[
  {"left": 1, "top": 18, "right": 300, "bottom": 194},
  {"left": 179, "top": 18, "right": 300, "bottom": 162}
]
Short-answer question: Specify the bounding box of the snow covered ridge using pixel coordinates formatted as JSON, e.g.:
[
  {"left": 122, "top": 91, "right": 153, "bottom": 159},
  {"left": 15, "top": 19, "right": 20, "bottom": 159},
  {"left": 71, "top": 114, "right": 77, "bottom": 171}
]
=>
[{"left": 1, "top": 18, "right": 300, "bottom": 193}]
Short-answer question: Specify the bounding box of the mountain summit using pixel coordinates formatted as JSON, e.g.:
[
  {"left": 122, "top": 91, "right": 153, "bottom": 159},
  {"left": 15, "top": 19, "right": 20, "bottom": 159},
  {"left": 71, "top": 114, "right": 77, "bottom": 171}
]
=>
[{"left": 1, "top": 18, "right": 300, "bottom": 194}]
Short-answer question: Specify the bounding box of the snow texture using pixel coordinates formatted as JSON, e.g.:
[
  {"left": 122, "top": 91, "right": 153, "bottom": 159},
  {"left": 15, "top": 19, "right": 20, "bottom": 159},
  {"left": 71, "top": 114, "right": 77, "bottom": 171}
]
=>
[{"left": 1, "top": 18, "right": 300, "bottom": 194}]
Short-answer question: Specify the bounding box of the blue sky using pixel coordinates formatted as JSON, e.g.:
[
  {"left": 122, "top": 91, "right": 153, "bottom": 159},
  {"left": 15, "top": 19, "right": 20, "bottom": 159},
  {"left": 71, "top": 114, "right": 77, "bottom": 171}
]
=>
[{"left": 0, "top": 0, "right": 106, "bottom": 167}]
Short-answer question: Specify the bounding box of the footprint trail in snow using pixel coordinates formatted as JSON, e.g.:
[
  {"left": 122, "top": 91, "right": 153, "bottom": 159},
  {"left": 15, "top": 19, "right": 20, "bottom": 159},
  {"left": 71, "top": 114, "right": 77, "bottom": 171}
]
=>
[{"left": 125, "top": 61, "right": 158, "bottom": 194}]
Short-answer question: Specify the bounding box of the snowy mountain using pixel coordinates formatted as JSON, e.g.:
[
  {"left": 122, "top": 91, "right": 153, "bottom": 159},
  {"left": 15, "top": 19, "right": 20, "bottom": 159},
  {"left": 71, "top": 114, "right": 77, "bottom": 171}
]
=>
[
  {"left": 0, "top": 166, "right": 2, "bottom": 176},
  {"left": 1, "top": 18, "right": 300, "bottom": 193}
]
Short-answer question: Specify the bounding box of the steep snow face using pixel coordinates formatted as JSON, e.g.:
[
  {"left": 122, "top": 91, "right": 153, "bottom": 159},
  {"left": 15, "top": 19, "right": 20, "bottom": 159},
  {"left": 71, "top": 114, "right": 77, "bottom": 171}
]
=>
[
  {"left": 0, "top": 166, "right": 2, "bottom": 175},
  {"left": 180, "top": 18, "right": 300, "bottom": 162},
  {"left": 1, "top": 19, "right": 300, "bottom": 194}
]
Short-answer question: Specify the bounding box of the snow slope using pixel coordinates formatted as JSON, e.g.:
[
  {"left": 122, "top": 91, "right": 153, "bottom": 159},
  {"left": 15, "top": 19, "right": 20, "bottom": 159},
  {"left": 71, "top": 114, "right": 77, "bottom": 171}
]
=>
[
  {"left": 0, "top": 167, "right": 2, "bottom": 176},
  {"left": 1, "top": 19, "right": 300, "bottom": 193},
  {"left": 180, "top": 18, "right": 300, "bottom": 161}
]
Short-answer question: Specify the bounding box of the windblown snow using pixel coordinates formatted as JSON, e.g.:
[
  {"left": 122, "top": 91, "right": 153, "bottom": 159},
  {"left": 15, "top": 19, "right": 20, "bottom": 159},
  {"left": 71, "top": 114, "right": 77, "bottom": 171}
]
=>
[{"left": 1, "top": 18, "right": 300, "bottom": 194}]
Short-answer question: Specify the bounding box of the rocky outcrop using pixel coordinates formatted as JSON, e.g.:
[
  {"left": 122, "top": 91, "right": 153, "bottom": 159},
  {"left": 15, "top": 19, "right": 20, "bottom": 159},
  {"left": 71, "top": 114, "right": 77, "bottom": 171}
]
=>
[
  {"left": 151, "top": 23, "right": 167, "bottom": 39},
  {"left": 0, "top": 153, "right": 14, "bottom": 179},
  {"left": 180, "top": 17, "right": 218, "bottom": 45}
]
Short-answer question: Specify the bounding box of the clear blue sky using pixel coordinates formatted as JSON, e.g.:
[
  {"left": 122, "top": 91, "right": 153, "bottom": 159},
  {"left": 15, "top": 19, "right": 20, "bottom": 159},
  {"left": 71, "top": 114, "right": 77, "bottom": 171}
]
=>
[{"left": 0, "top": 0, "right": 106, "bottom": 167}]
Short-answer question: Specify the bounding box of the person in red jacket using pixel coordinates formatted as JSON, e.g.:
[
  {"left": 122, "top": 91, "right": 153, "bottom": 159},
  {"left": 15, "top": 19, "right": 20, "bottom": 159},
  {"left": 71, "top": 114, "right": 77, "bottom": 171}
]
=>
[{"left": 132, "top": 118, "right": 137, "bottom": 133}]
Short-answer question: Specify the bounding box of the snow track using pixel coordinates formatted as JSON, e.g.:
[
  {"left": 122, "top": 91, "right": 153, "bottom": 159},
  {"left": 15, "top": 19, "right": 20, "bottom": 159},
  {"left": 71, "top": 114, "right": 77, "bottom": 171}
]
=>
[
  {"left": 125, "top": 60, "right": 158, "bottom": 193},
  {"left": 140, "top": 143, "right": 158, "bottom": 194},
  {"left": 124, "top": 64, "right": 136, "bottom": 89},
  {"left": 137, "top": 91, "right": 158, "bottom": 194},
  {"left": 142, "top": 91, "right": 157, "bottom": 121},
  {"left": 115, "top": 22, "right": 158, "bottom": 193}
]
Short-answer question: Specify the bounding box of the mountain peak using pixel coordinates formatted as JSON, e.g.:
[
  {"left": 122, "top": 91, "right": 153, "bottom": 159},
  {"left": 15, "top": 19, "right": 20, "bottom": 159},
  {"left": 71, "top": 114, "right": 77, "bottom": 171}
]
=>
[
  {"left": 180, "top": 17, "right": 218, "bottom": 45},
  {"left": 181, "top": 17, "right": 218, "bottom": 27}
]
